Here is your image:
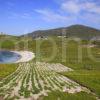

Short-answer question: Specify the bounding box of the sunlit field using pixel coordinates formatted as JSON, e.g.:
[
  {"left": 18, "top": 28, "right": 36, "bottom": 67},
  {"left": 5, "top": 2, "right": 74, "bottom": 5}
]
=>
[{"left": 0, "top": 37, "right": 100, "bottom": 99}]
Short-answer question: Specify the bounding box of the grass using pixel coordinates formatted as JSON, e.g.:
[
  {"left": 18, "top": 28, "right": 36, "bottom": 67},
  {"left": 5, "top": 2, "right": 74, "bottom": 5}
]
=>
[
  {"left": 43, "top": 91, "right": 96, "bottom": 100},
  {"left": 0, "top": 62, "right": 84, "bottom": 99},
  {"left": 0, "top": 64, "right": 17, "bottom": 80},
  {"left": 0, "top": 36, "right": 100, "bottom": 99},
  {"left": 34, "top": 37, "right": 100, "bottom": 98},
  {"left": 61, "top": 70, "right": 100, "bottom": 97}
]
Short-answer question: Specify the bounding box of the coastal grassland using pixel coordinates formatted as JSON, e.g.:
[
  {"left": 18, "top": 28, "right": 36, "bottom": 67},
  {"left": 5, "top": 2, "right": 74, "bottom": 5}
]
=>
[
  {"left": 34, "top": 37, "right": 100, "bottom": 98},
  {"left": 61, "top": 70, "right": 100, "bottom": 97},
  {"left": 0, "top": 64, "right": 17, "bottom": 80},
  {"left": 0, "top": 62, "right": 97, "bottom": 100},
  {"left": 0, "top": 37, "right": 35, "bottom": 80},
  {"left": 0, "top": 37, "right": 100, "bottom": 99},
  {"left": 0, "top": 36, "right": 21, "bottom": 80},
  {"left": 43, "top": 91, "right": 96, "bottom": 100}
]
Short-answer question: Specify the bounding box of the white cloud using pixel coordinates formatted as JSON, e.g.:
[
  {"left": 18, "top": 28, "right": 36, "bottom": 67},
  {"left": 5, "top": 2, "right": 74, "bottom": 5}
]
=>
[
  {"left": 81, "top": 13, "right": 100, "bottom": 24},
  {"left": 8, "top": 12, "right": 32, "bottom": 19},
  {"left": 61, "top": 1, "right": 81, "bottom": 14},
  {"left": 34, "top": 0, "right": 100, "bottom": 24},
  {"left": 83, "top": 2, "right": 100, "bottom": 14},
  {"left": 20, "top": 13, "right": 32, "bottom": 19},
  {"left": 60, "top": 0, "right": 100, "bottom": 14},
  {"left": 35, "top": 9, "right": 70, "bottom": 22}
]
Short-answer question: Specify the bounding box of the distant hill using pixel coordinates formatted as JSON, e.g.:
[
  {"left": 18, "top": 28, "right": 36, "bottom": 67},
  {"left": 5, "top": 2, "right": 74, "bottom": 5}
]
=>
[
  {"left": 0, "top": 34, "right": 19, "bottom": 40},
  {"left": 23, "top": 25, "right": 100, "bottom": 40},
  {"left": 0, "top": 34, "right": 12, "bottom": 39}
]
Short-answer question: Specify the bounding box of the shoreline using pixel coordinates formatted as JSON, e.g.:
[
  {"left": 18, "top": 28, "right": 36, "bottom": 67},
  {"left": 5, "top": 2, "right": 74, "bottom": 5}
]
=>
[{"left": 12, "top": 51, "right": 35, "bottom": 63}]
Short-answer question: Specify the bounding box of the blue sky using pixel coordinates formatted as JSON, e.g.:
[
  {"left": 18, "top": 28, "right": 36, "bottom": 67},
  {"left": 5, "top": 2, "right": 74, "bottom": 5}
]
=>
[{"left": 0, "top": 0, "right": 100, "bottom": 35}]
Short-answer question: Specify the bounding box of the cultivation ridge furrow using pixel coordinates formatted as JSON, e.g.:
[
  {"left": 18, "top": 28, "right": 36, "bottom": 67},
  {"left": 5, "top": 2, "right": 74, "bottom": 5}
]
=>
[{"left": 0, "top": 62, "right": 84, "bottom": 100}]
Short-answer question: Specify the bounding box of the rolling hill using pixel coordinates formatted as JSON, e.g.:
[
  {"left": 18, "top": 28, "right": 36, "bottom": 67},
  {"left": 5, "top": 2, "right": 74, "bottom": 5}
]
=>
[{"left": 23, "top": 25, "right": 100, "bottom": 40}]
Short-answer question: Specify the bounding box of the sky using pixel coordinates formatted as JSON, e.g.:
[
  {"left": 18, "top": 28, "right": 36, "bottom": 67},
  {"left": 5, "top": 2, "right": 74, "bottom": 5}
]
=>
[{"left": 0, "top": 0, "right": 100, "bottom": 35}]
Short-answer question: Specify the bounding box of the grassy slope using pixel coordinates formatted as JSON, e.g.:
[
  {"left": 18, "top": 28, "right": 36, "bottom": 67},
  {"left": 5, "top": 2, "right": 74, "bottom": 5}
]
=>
[
  {"left": 34, "top": 37, "right": 100, "bottom": 98},
  {"left": 62, "top": 70, "right": 100, "bottom": 96},
  {"left": 26, "top": 25, "right": 100, "bottom": 40},
  {"left": 0, "top": 37, "right": 35, "bottom": 79},
  {"left": 0, "top": 35, "right": 19, "bottom": 80},
  {"left": 0, "top": 64, "right": 17, "bottom": 80},
  {"left": 0, "top": 37, "right": 100, "bottom": 99},
  {"left": 43, "top": 91, "right": 96, "bottom": 100}
]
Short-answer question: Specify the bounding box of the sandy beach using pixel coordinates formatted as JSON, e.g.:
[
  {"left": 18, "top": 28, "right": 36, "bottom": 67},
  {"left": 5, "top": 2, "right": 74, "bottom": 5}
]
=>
[{"left": 12, "top": 51, "right": 35, "bottom": 63}]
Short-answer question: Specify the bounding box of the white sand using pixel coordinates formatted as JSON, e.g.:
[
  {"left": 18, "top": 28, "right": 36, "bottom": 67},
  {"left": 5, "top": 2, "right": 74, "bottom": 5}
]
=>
[{"left": 12, "top": 51, "right": 35, "bottom": 63}]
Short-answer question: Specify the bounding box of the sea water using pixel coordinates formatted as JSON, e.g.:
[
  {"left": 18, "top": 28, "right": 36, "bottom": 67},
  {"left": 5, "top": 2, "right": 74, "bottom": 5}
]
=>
[{"left": 0, "top": 50, "right": 21, "bottom": 63}]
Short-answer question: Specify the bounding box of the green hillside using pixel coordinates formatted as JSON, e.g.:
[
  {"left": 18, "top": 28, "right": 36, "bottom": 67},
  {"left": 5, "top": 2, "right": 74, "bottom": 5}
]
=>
[
  {"left": 0, "top": 25, "right": 100, "bottom": 99},
  {"left": 23, "top": 25, "right": 100, "bottom": 40}
]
